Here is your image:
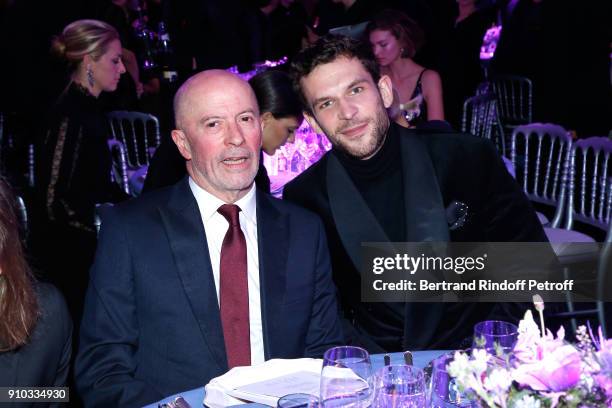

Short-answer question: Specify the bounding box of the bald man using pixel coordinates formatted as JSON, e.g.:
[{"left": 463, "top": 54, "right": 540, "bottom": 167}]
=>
[{"left": 75, "top": 70, "right": 343, "bottom": 408}]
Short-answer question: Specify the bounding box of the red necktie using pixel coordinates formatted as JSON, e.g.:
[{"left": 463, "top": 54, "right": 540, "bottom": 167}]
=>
[{"left": 217, "top": 204, "right": 251, "bottom": 368}]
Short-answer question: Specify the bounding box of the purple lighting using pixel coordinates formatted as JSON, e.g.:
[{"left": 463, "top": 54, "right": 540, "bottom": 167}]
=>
[{"left": 263, "top": 121, "right": 332, "bottom": 196}]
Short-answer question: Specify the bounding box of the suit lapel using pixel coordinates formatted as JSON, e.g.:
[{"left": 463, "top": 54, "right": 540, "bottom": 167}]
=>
[
  {"left": 399, "top": 132, "right": 450, "bottom": 242},
  {"left": 256, "top": 192, "right": 289, "bottom": 359},
  {"left": 326, "top": 153, "right": 389, "bottom": 272},
  {"left": 158, "top": 178, "right": 227, "bottom": 371},
  {"left": 398, "top": 131, "right": 448, "bottom": 349}
]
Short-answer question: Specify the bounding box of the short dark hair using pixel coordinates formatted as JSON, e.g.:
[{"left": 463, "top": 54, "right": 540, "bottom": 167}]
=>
[
  {"left": 248, "top": 70, "right": 303, "bottom": 121},
  {"left": 290, "top": 35, "right": 380, "bottom": 114},
  {"left": 366, "top": 9, "right": 425, "bottom": 59}
]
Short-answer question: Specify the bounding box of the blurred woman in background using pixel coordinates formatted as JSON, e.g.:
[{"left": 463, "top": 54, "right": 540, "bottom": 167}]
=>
[
  {"left": 249, "top": 69, "right": 303, "bottom": 191},
  {"left": 33, "top": 19, "right": 127, "bottom": 326},
  {"left": 440, "top": 0, "right": 494, "bottom": 128},
  {"left": 0, "top": 178, "right": 72, "bottom": 401},
  {"left": 367, "top": 9, "right": 444, "bottom": 128}
]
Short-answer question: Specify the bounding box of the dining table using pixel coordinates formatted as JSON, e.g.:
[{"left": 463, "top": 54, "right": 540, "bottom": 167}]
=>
[{"left": 145, "top": 349, "right": 449, "bottom": 408}]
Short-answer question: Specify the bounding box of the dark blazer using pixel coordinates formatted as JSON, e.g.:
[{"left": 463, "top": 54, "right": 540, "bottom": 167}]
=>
[
  {"left": 0, "top": 283, "right": 72, "bottom": 408},
  {"left": 283, "top": 124, "right": 547, "bottom": 351},
  {"left": 75, "top": 177, "right": 343, "bottom": 408}
]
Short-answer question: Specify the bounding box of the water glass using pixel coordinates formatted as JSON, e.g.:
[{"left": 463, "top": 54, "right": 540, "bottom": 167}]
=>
[
  {"left": 372, "top": 365, "right": 426, "bottom": 408},
  {"left": 320, "top": 346, "right": 373, "bottom": 408},
  {"left": 472, "top": 320, "right": 518, "bottom": 355},
  {"left": 277, "top": 393, "right": 319, "bottom": 408},
  {"left": 427, "top": 355, "right": 480, "bottom": 407}
]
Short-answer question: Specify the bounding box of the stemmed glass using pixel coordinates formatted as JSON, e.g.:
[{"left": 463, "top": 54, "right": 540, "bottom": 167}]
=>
[
  {"left": 472, "top": 320, "right": 518, "bottom": 356},
  {"left": 427, "top": 354, "right": 480, "bottom": 407},
  {"left": 372, "top": 365, "right": 426, "bottom": 408},
  {"left": 277, "top": 393, "right": 320, "bottom": 408},
  {"left": 320, "top": 346, "right": 373, "bottom": 408}
]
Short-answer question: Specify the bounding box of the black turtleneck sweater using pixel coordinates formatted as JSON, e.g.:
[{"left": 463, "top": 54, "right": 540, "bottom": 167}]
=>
[
  {"left": 333, "top": 124, "right": 406, "bottom": 242},
  {"left": 332, "top": 124, "right": 406, "bottom": 351}
]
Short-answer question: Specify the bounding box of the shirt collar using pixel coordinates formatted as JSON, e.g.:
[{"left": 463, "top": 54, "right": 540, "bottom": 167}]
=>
[{"left": 188, "top": 178, "right": 257, "bottom": 224}]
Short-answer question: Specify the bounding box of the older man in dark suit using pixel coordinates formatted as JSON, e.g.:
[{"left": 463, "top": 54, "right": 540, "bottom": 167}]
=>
[
  {"left": 283, "top": 35, "right": 547, "bottom": 353},
  {"left": 75, "top": 70, "right": 343, "bottom": 407}
]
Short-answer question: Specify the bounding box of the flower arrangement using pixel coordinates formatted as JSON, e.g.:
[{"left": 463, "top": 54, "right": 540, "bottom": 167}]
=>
[{"left": 447, "top": 298, "right": 612, "bottom": 407}]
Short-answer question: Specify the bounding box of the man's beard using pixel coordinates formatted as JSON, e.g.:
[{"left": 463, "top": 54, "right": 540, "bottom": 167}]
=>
[{"left": 325, "top": 104, "right": 390, "bottom": 160}]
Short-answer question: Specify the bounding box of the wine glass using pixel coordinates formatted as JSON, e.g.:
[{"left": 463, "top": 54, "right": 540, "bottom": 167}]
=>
[
  {"left": 427, "top": 354, "right": 480, "bottom": 407},
  {"left": 320, "top": 346, "right": 373, "bottom": 408},
  {"left": 472, "top": 320, "right": 518, "bottom": 356},
  {"left": 372, "top": 365, "right": 426, "bottom": 408},
  {"left": 277, "top": 393, "right": 319, "bottom": 408}
]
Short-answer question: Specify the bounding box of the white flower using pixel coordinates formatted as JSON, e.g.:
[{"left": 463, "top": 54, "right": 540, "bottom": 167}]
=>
[
  {"left": 448, "top": 350, "right": 497, "bottom": 406},
  {"left": 484, "top": 368, "right": 512, "bottom": 393},
  {"left": 483, "top": 368, "right": 512, "bottom": 406},
  {"left": 518, "top": 310, "right": 540, "bottom": 337},
  {"left": 471, "top": 348, "right": 490, "bottom": 374},
  {"left": 512, "top": 394, "right": 541, "bottom": 408}
]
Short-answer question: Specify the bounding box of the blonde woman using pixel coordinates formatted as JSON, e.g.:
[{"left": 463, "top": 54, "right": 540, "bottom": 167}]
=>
[{"left": 34, "top": 19, "right": 127, "bottom": 325}]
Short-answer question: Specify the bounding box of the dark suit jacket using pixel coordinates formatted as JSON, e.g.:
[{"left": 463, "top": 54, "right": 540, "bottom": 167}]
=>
[
  {"left": 75, "top": 178, "right": 343, "bottom": 408},
  {"left": 283, "top": 124, "right": 547, "bottom": 351},
  {"left": 0, "top": 283, "right": 72, "bottom": 408}
]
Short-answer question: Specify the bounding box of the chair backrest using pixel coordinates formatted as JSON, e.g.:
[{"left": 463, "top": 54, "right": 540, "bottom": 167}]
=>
[
  {"left": 94, "top": 202, "right": 115, "bottom": 237},
  {"left": 511, "top": 123, "right": 573, "bottom": 227},
  {"left": 565, "top": 137, "right": 612, "bottom": 232},
  {"left": 27, "top": 143, "right": 35, "bottom": 188},
  {"left": 479, "top": 75, "right": 533, "bottom": 127},
  {"left": 108, "top": 111, "right": 160, "bottom": 168},
  {"left": 108, "top": 139, "right": 130, "bottom": 195},
  {"left": 15, "top": 194, "right": 28, "bottom": 237},
  {"left": 461, "top": 92, "right": 506, "bottom": 155}
]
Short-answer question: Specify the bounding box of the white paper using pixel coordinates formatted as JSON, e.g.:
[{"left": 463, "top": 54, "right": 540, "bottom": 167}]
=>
[
  {"left": 204, "top": 358, "right": 323, "bottom": 408},
  {"left": 232, "top": 371, "right": 321, "bottom": 401}
]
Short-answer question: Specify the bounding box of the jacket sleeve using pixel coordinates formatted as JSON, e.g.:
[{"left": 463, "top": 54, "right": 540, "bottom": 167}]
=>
[
  {"left": 75, "top": 207, "right": 162, "bottom": 407},
  {"left": 303, "top": 217, "right": 344, "bottom": 358}
]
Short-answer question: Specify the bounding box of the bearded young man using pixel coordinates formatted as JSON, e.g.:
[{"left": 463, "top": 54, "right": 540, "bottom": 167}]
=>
[{"left": 284, "top": 35, "right": 547, "bottom": 352}]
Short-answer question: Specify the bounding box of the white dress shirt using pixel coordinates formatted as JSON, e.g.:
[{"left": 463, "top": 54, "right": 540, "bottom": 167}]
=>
[{"left": 188, "top": 178, "right": 264, "bottom": 365}]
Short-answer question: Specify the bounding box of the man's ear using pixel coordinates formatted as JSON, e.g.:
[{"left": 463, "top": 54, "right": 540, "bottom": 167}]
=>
[
  {"left": 171, "top": 129, "right": 192, "bottom": 160},
  {"left": 377, "top": 74, "right": 394, "bottom": 109},
  {"left": 303, "top": 111, "right": 324, "bottom": 136}
]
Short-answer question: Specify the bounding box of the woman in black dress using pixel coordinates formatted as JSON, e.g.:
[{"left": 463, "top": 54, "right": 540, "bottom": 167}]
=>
[
  {"left": 32, "top": 19, "right": 127, "bottom": 326},
  {"left": 367, "top": 10, "right": 445, "bottom": 128}
]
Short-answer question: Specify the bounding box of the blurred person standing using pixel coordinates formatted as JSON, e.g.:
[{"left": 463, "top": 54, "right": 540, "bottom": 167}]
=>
[
  {"left": 315, "top": 0, "right": 384, "bottom": 35},
  {"left": 95, "top": 0, "right": 144, "bottom": 107},
  {"left": 32, "top": 19, "right": 127, "bottom": 327},
  {"left": 258, "top": 0, "right": 309, "bottom": 61},
  {"left": 440, "top": 0, "right": 495, "bottom": 129},
  {"left": 492, "top": 0, "right": 610, "bottom": 136}
]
